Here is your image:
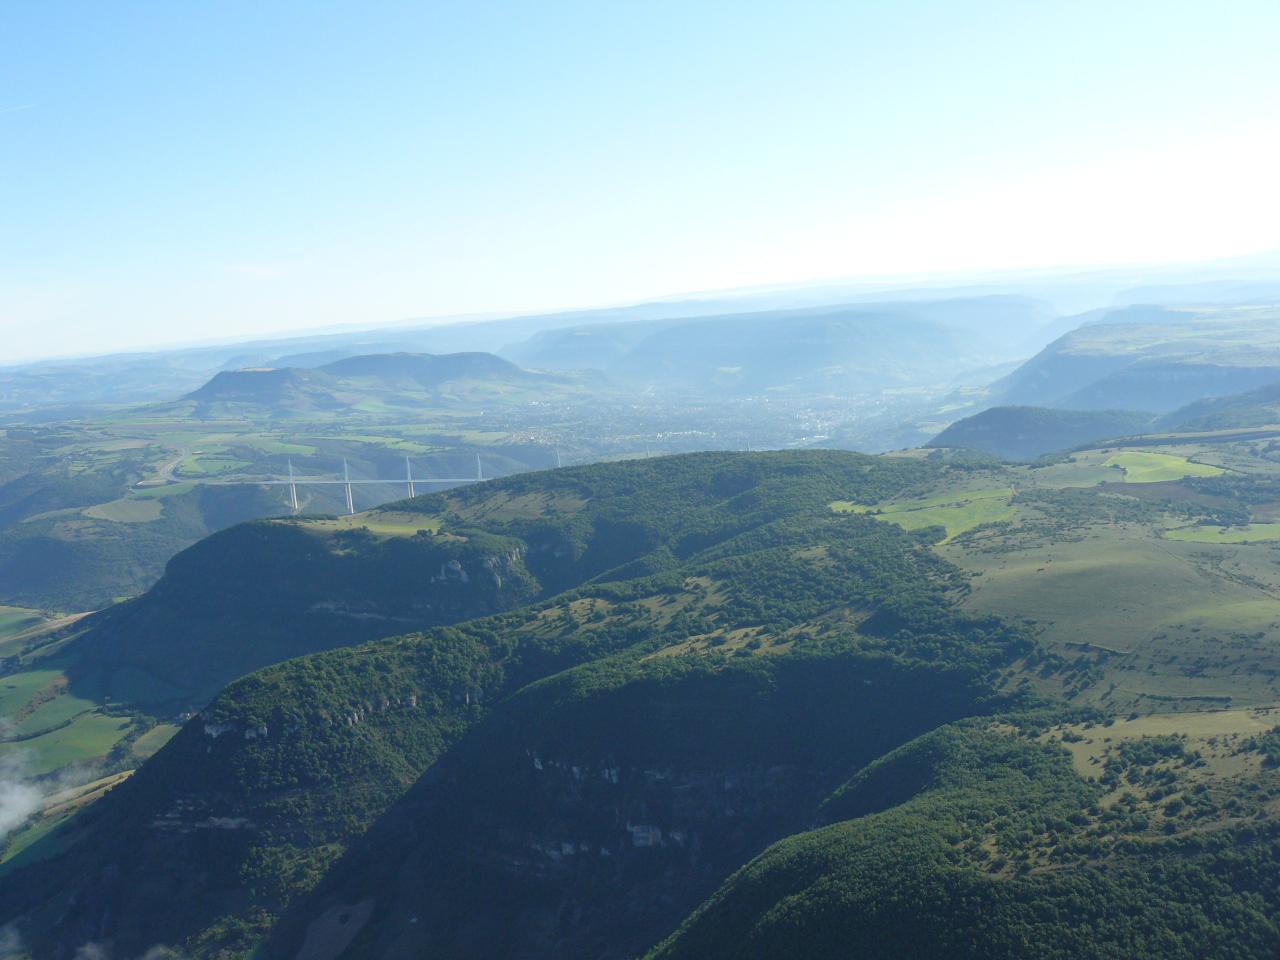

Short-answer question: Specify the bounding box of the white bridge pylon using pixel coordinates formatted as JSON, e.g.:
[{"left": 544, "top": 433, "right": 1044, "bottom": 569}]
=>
[
  {"left": 221, "top": 456, "right": 491, "bottom": 514},
  {"left": 287, "top": 459, "right": 299, "bottom": 512}
]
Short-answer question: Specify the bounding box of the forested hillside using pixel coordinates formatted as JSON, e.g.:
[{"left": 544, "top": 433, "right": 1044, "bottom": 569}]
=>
[
  {"left": 928, "top": 406, "right": 1152, "bottom": 460},
  {"left": 650, "top": 719, "right": 1280, "bottom": 960},
  {"left": 1161, "top": 380, "right": 1280, "bottom": 431},
  {"left": 8, "top": 444, "right": 1280, "bottom": 959},
  {"left": 5, "top": 451, "right": 1014, "bottom": 957},
  {"left": 40, "top": 450, "right": 933, "bottom": 709}
]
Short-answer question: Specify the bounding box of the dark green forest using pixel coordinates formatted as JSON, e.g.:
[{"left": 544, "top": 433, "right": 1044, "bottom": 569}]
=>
[{"left": 5, "top": 450, "right": 1280, "bottom": 959}]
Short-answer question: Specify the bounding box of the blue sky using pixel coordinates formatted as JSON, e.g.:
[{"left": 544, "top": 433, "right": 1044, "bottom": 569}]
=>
[{"left": 2, "top": 1, "right": 1279, "bottom": 361}]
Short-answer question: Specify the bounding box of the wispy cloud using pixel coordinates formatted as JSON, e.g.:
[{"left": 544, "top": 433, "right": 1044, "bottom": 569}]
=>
[
  {"left": 0, "top": 753, "right": 42, "bottom": 841},
  {"left": 70, "top": 942, "right": 185, "bottom": 960},
  {"left": 0, "top": 924, "right": 27, "bottom": 959},
  {"left": 0, "top": 746, "right": 103, "bottom": 844},
  {"left": 0, "top": 104, "right": 35, "bottom": 116}
]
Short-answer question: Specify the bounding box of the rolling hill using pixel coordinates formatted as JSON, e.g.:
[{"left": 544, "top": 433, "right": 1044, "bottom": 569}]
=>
[
  {"left": 33, "top": 450, "right": 930, "bottom": 711},
  {"left": 184, "top": 366, "right": 343, "bottom": 409},
  {"left": 1160, "top": 380, "right": 1280, "bottom": 432},
  {"left": 0, "top": 450, "right": 1012, "bottom": 957},
  {"left": 502, "top": 297, "right": 1052, "bottom": 393},
  {"left": 0, "top": 413, "right": 559, "bottom": 613},
  {"left": 8, "top": 253, "right": 1280, "bottom": 415},
  {"left": 180, "top": 351, "right": 575, "bottom": 418},
  {"left": 8, "top": 443, "right": 1280, "bottom": 958},
  {"left": 992, "top": 306, "right": 1280, "bottom": 412}
]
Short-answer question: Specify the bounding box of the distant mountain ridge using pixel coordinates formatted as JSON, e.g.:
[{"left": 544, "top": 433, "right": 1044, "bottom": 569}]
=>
[
  {"left": 928, "top": 406, "right": 1153, "bottom": 460},
  {"left": 8, "top": 251, "right": 1280, "bottom": 413},
  {"left": 180, "top": 350, "right": 567, "bottom": 417},
  {"left": 991, "top": 306, "right": 1280, "bottom": 412},
  {"left": 502, "top": 297, "right": 1056, "bottom": 393},
  {"left": 320, "top": 350, "right": 536, "bottom": 382},
  {"left": 1160, "top": 380, "right": 1280, "bottom": 432},
  {"left": 934, "top": 308, "right": 1280, "bottom": 458},
  {"left": 185, "top": 366, "right": 341, "bottom": 405}
]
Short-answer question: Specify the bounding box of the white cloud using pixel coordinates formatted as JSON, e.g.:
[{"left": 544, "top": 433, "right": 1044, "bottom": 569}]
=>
[{"left": 0, "top": 754, "right": 41, "bottom": 842}]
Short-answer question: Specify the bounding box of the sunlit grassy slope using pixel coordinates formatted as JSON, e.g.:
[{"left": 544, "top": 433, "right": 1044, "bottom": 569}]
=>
[
  {"left": 924, "top": 439, "right": 1280, "bottom": 713},
  {"left": 1101, "top": 450, "right": 1224, "bottom": 482},
  {"left": 832, "top": 437, "right": 1280, "bottom": 714},
  {"left": 1165, "top": 522, "right": 1280, "bottom": 543},
  {"left": 0, "top": 606, "right": 44, "bottom": 640},
  {"left": 0, "top": 713, "right": 133, "bottom": 777},
  {"left": 831, "top": 486, "right": 1015, "bottom": 541}
]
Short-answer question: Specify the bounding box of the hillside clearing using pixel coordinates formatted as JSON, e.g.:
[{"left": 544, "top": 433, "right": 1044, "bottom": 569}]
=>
[
  {"left": 1101, "top": 451, "right": 1224, "bottom": 483},
  {"left": 833, "top": 486, "right": 1015, "bottom": 541},
  {"left": 1165, "top": 522, "right": 1280, "bottom": 543},
  {"left": 296, "top": 511, "right": 443, "bottom": 537},
  {"left": 82, "top": 498, "right": 163, "bottom": 523},
  {"left": 0, "top": 712, "right": 132, "bottom": 776}
]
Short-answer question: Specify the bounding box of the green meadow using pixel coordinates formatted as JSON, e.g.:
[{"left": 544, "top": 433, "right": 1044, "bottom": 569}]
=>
[
  {"left": 1101, "top": 451, "right": 1224, "bottom": 482},
  {"left": 0, "top": 712, "right": 132, "bottom": 776},
  {"left": 1165, "top": 522, "right": 1280, "bottom": 543},
  {"left": 82, "top": 498, "right": 164, "bottom": 523},
  {"left": 0, "top": 606, "right": 43, "bottom": 639},
  {"left": 0, "top": 607, "right": 48, "bottom": 656},
  {"left": 946, "top": 500, "right": 1280, "bottom": 711},
  {"left": 130, "top": 723, "right": 179, "bottom": 759},
  {"left": 0, "top": 669, "right": 64, "bottom": 717},
  {"left": 294, "top": 511, "right": 443, "bottom": 538},
  {"left": 177, "top": 454, "right": 252, "bottom": 477},
  {"left": 0, "top": 658, "right": 153, "bottom": 778},
  {"left": 9, "top": 690, "right": 96, "bottom": 737},
  {"left": 832, "top": 486, "right": 1015, "bottom": 541},
  {"left": 130, "top": 482, "right": 196, "bottom": 499}
]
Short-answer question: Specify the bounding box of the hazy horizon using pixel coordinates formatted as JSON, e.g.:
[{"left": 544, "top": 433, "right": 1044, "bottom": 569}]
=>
[
  {"left": 4, "top": 1, "right": 1280, "bottom": 362},
  {"left": 5, "top": 245, "right": 1280, "bottom": 367}
]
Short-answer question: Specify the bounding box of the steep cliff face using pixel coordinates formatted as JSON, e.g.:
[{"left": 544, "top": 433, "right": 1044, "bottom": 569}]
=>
[
  {"left": 63, "top": 522, "right": 540, "bottom": 708},
  {"left": 275, "top": 653, "right": 1005, "bottom": 960},
  {"left": 18, "top": 628, "right": 508, "bottom": 958}
]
